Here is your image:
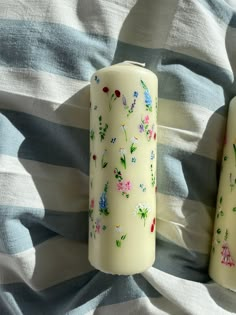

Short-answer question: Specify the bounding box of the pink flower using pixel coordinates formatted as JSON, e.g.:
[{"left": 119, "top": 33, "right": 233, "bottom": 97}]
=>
[
  {"left": 117, "top": 181, "right": 124, "bottom": 191},
  {"left": 148, "top": 129, "right": 153, "bottom": 139},
  {"left": 90, "top": 198, "right": 94, "bottom": 209},
  {"left": 144, "top": 115, "right": 149, "bottom": 124},
  {"left": 124, "top": 180, "right": 132, "bottom": 191}
]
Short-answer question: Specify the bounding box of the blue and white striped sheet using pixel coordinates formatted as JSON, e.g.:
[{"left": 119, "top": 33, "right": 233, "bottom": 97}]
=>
[{"left": 0, "top": 0, "right": 236, "bottom": 314}]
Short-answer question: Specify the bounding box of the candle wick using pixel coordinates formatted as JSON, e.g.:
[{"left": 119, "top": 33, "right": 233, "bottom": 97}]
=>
[{"left": 122, "top": 60, "right": 146, "bottom": 67}]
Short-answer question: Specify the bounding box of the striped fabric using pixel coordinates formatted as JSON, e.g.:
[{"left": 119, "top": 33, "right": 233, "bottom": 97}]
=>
[{"left": 0, "top": 0, "right": 236, "bottom": 314}]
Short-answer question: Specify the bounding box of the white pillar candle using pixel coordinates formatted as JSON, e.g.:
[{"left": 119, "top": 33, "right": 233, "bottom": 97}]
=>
[
  {"left": 89, "top": 62, "right": 158, "bottom": 275},
  {"left": 209, "top": 96, "right": 236, "bottom": 291}
]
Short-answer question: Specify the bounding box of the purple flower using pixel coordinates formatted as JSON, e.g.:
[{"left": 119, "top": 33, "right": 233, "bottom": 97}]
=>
[
  {"left": 122, "top": 95, "right": 127, "bottom": 106},
  {"left": 139, "top": 124, "right": 144, "bottom": 133}
]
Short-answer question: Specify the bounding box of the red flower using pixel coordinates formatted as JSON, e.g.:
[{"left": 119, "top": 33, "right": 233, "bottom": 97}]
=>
[
  {"left": 103, "top": 87, "right": 109, "bottom": 93},
  {"left": 151, "top": 224, "right": 155, "bottom": 233},
  {"left": 153, "top": 218, "right": 156, "bottom": 225},
  {"left": 115, "top": 90, "right": 121, "bottom": 97},
  {"left": 92, "top": 154, "right": 97, "bottom": 160},
  {"left": 154, "top": 132, "right": 156, "bottom": 140}
]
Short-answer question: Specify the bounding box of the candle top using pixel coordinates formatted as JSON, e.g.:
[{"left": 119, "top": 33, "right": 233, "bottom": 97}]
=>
[{"left": 93, "top": 61, "right": 157, "bottom": 80}]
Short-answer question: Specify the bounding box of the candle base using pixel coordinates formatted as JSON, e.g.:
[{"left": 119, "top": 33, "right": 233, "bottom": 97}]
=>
[{"left": 89, "top": 257, "right": 155, "bottom": 276}]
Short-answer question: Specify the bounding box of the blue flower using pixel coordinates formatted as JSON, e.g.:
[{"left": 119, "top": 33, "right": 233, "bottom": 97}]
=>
[
  {"left": 99, "top": 192, "right": 107, "bottom": 209},
  {"left": 150, "top": 150, "right": 155, "bottom": 160},
  {"left": 131, "top": 157, "right": 136, "bottom": 163},
  {"left": 144, "top": 90, "right": 152, "bottom": 106},
  {"left": 133, "top": 91, "right": 138, "bottom": 98}
]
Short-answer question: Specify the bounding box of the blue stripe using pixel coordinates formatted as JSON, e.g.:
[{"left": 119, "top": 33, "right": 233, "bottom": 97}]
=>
[
  {"left": 155, "top": 233, "right": 210, "bottom": 283},
  {"left": 0, "top": 109, "right": 89, "bottom": 172},
  {"left": 0, "top": 271, "right": 160, "bottom": 315},
  {"left": 113, "top": 44, "right": 235, "bottom": 112},
  {"left": 199, "top": 0, "right": 236, "bottom": 28},
  {"left": 0, "top": 20, "right": 116, "bottom": 81},
  {"left": 0, "top": 206, "right": 88, "bottom": 254},
  {"left": 0, "top": 20, "right": 235, "bottom": 110},
  {"left": 157, "top": 143, "right": 219, "bottom": 207}
]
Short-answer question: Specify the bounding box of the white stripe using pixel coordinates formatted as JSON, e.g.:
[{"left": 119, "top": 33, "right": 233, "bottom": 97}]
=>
[
  {"left": 1, "top": 0, "right": 235, "bottom": 75},
  {"left": 0, "top": 67, "right": 90, "bottom": 129},
  {"left": 156, "top": 192, "right": 213, "bottom": 253},
  {"left": 158, "top": 98, "right": 226, "bottom": 161},
  {"left": 0, "top": 237, "right": 93, "bottom": 290},
  {"left": 165, "top": 0, "right": 235, "bottom": 74},
  {"left": 0, "top": 155, "right": 88, "bottom": 212},
  {"left": 142, "top": 268, "right": 235, "bottom": 315},
  {"left": 0, "top": 0, "right": 133, "bottom": 40},
  {"left": 84, "top": 297, "right": 176, "bottom": 315}
]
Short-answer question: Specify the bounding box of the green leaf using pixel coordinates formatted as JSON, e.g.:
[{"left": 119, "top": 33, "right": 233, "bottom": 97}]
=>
[
  {"left": 121, "top": 234, "right": 127, "bottom": 240},
  {"left": 219, "top": 196, "right": 223, "bottom": 204},
  {"left": 217, "top": 228, "right": 221, "bottom": 234},
  {"left": 233, "top": 207, "right": 236, "bottom": 212},
  {"left": 220, "top": 211, "right": 224, "bottom": 216},
  {"left": 99, "top": 115, "right": 102, "bottom": 121},
  {"left": 102, "top": 162, "right": 108, "bottom": 168},
  {"left": 140, "top": 80, "right": 148, "bottom": 90},
  {"left": 224, "top": 156, "right": 228, "bottom": 161},
  {"left": 102, "top": 225, "right": 107, "bottom": 231},
  {"left": 116, "top": 240, "right": 121, "bottom": 247}
]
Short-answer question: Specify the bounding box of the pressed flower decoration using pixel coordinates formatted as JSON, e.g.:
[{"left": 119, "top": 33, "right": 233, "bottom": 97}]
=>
[
  {"left": 114, "top": 168, "right": 132, "bottom": 198},
  {"left": 99, "top": 182, "right": 109, "bottom": 216},
  {"left": 134, "top": 203, "right": 151, "bottom": 226},
  {"left": 88, "top": 198, "right": 94, "bottom": 222}
]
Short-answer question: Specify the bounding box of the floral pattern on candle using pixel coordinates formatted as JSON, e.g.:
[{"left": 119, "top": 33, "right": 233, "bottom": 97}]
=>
[
  {"left": 138, "top": 115, "right": 156, "bottom": 142},
  {"left": 103, "top": 86, "right": 121, "bottom": 110},
  {"left": 216, "top": 196, "right": 224, "bottom": 218},
  {"left": 229, "top": 172, "right": 236, "bottom": 191},
  {"left": 139, "top": 184, "right": 146, "bottom": 192},
  {"left": 99, "top": 182, "right": 109, "bottom": 216},
  {"left": 89, "top": 198, "right": 94, "bottom": 222},
  {"left": 90, "top": 217, "right": 107, "bottom": 239},
  {"left": 98, "top": 115, "right": 108, "bottom": 141},
  {"left": 115, "top": 226, "right": 127, "bottom": 248},
  {"left": 92, "top": 154, "right": 97, "bottom": 167},
  {"left": 221, "top": 229, "right": 235, "bottom": 267},
  {"left": 134, "top": 203, "right": 151, "bottom": 226},
  {"left": 150, "top": 217, "right": 156, "bottom": 233},
  {"left": 114, "top": 168, "right": 131, "bottom": 198},
  {"left": 90, "top": 129, "right": 95, "bottom": 141},
  {"left": 122, "top": 91, "right": 139, "bottom": 117},
  {"left": 101, "top": 149, "right": 108, "bottom": 168},
  {"left": 121, "top": 124, "right": 128, "bottom": 142},
  {"left": 119, "top": 148, "right": 127, "bottom": 169},
  {"left": 130, "top": 136, "right": 138, "bottom": 154},
  {"left": 141, "top": 80, "right": 152, "bottom": 112}
]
